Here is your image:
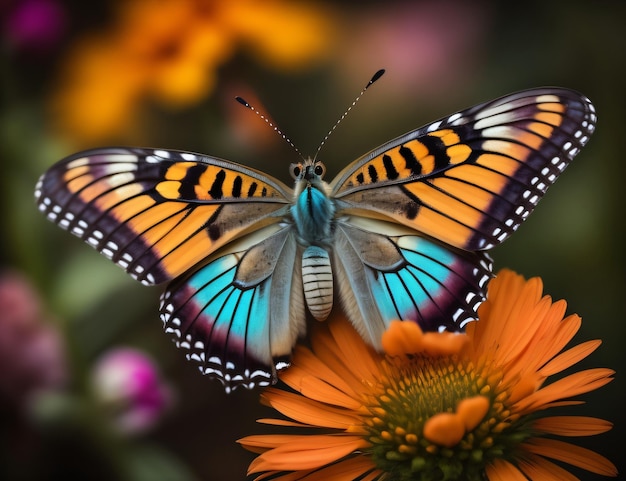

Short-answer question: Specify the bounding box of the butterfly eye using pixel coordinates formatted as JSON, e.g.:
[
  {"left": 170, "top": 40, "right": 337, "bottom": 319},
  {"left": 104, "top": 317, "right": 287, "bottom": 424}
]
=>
[
  {"left": 290, "top": 163, "right": 303, "bottom": 179},
  {"left": 314, "top": 162, "right": 326, "bottom": 177}
]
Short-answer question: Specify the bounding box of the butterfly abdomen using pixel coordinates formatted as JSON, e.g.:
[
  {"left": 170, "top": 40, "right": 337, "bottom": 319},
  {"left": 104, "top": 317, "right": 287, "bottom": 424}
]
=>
[{"left": 302, "top": 246, "right": 334, "bottom": 321}]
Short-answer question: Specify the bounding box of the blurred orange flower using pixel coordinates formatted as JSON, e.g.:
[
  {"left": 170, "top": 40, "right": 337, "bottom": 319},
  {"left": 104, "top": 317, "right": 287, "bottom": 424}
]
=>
[{"left": 50, "top": 0, "right": 336, "bottom": 145}]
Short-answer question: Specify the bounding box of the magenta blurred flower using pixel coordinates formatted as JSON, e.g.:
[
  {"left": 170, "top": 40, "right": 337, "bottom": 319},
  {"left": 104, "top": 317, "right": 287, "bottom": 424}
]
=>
[
  {"left": 3, "top": 0, "right": 66, "bottom": 53},
  {"left": 0, "top": 271, "right": 67, "bottom": 405},
  {"left": 92, "top": 347, "right": 173, "bottom": 435}
]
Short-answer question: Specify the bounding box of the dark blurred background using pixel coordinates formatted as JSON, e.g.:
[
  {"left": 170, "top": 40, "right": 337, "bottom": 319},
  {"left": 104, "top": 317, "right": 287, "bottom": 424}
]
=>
[{"left": 1, "top": 1, "right": 624, "bottom": 480}]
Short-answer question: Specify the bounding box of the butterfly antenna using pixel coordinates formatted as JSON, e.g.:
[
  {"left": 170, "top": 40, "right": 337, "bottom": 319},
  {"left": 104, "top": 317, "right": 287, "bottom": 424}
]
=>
[
  {"left": 235, "top": 96, "right": 305, "bottom": 161},
  {"left": 313, "top": 68, "right": 385, "bottom": 161}
]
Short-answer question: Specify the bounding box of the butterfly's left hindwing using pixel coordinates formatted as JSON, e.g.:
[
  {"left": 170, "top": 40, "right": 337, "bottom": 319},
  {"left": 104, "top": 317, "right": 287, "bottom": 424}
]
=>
[
  {"left": 160, "top": 225, "right": 305, "bottom": 391},
  {"left": 35, "top": 148, "right": 292, "bottom": 285}
]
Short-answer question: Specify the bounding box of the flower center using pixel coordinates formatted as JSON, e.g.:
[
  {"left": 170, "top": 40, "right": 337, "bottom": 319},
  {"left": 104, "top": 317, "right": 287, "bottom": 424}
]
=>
[{"left": 363, "top": 355, "right": 528, "bottom": 481}]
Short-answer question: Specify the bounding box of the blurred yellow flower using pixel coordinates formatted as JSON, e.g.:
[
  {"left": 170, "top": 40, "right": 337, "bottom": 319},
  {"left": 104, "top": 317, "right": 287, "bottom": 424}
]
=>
[
  {"left": 49, "top": 0, "right": 336, "bottom": 145},
  {"left": 239, "top": 269, "right": 617, "bottom": 480}
]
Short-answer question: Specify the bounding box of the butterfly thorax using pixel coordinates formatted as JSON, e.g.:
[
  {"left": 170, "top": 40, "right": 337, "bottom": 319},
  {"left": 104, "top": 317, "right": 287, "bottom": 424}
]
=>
[{"left": 290, "top": 159, "right": 335, "bottom": 246}]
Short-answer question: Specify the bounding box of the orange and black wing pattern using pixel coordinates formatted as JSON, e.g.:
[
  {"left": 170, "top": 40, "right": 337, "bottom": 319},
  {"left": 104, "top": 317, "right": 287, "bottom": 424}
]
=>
[
  {"left": 332, "top": 88, "right": 596, "bottom": 251},
  {"left": 35, "top": 148, "right": 292, "bottom": 286}
]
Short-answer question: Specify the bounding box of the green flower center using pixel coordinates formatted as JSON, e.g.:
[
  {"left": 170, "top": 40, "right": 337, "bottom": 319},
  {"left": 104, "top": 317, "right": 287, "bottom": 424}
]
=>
[{"left": 363, "top": 356, "right": 530, "bottom": 481}]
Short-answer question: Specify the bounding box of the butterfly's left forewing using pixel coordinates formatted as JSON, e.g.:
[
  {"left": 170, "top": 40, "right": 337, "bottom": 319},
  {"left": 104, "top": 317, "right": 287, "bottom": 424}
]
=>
[
  {"left": 35, "top": 148, "right": 292, "bottom": 285},
  {"left": 332, "top": 88, "right": 596, "bottom": 251}
]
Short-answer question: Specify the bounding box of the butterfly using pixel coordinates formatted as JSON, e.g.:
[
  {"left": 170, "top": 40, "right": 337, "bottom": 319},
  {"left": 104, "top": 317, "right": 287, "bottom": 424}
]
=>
[{"left": 35, "top": 83, "right": 596, "bottom": 391}]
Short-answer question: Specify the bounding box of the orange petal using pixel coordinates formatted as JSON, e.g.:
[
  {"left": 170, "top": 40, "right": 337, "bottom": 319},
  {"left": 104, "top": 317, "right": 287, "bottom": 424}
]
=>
[
  {"left": 423, "top": 412, "right": 465, "bottom": 448},
  {"left": 293, "top": 374, "right": 363, "bottom": 411},
  {"left": 255, "top": 418, "right": 314, "bottom": 428},
  {"left": 328, "top": 315, "right": 383, "bottom": 377},
  {"left": 516, "top": 454, "right": 580, "bottom": 481},
  {"left": 496, "top": 297, "right": 555, "bottom": 367},
  {"left": 485, "top": 458, "right": 528, "bottom": 481},
  {"left": 282, "top": 346, "right": 361, "bottom": 402},
  {"left": 519, "top": 312, "right": 581, "bottom": 372},
  {"left": 516, "top": 368, "right": 614, "bottom": 413},
  {"left": 381, "top": 320, "right": 424, "bottom": 356},
  {"left": 540, "top": 340, "right": 601, "bottom": 376},
  {"left": 468, "top": 270, "right": 544, "bottom": 363},
  {"left": 306, "top": 455, "right": 380, "bottom": 481},
  {"left": 239, "top": 433, "right": 305, "bottom": 453},
  {"left": 260, "top": 389, "right": 362, "bottom": 429},
  {"left": 247, "top": 435, "right": 367, "bottom": 473},
  {"left": 456, "top": 395, "right": 489, "bottom": 431},
  {"left": 422, "top": 331, "right": 468, "bottom": 356},
  {"left": 532, "top": 416, "right": 613, "bottom": 436},
  {"left": 309, "top": 316, "right": 383, "bottom": 390},
  {"left": 254, "top": 471, "right": 308, "bottom": 481},
  {"left": 522, "top": 438, "right": 618, "bottom": 476},
  {"left": 507, "top": 373, "right": 542, "bottom": 406}
]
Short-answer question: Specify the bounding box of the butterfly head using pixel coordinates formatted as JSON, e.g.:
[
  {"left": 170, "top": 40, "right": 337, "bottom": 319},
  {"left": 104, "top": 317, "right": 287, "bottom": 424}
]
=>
[
  {"left": 290, "top": 158, "right": 326, "bottom": 180},
  {"left": 290, "top": 158, "right": 330, "bottom": 196}
]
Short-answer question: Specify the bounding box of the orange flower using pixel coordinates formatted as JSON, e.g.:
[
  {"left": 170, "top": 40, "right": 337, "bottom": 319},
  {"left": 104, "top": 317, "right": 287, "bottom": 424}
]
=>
[
  {"left": 49, "top": 0, "right": 336, "bottom": 145},
  {"left": 239, "top": 269, "right": 617, "bottom": 480}
]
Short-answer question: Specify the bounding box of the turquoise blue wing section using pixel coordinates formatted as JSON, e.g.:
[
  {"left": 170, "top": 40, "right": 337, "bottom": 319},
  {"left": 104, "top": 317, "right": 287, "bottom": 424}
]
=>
[
  {"left": 159, "top": 226, "right": 301, "bottom": 392},
  {"left": 369, "top": 236, "right": 492, "bottom": 330},
  {"left": 334, "top": 223, "right": 492, "bottom": 348}
]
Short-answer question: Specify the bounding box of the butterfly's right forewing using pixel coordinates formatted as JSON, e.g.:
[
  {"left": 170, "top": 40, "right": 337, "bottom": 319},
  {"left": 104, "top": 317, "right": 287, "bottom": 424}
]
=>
[{"left": 331, "top": 88, "right": 596, "bottom": 252}]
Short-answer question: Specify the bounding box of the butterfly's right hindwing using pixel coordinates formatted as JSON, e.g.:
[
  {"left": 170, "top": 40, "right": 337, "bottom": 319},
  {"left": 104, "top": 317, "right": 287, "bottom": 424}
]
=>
[{"left": 333, "top": 219, "right": 492, "bottom": 347}]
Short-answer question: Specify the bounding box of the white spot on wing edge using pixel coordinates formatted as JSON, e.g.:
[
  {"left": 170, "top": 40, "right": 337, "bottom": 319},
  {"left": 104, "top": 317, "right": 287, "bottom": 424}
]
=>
[
  {"left": 154, "top": 149, "right": 170, "bottom": 158},
  {"left": 448, "top": 112, "right": 462, "bottom": 124},
  {"left": 181, "top": 153, "right": 198, "bottom": 161},
  {"left": 426, "top": 120, "right": 442, "bottom": 132}
]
